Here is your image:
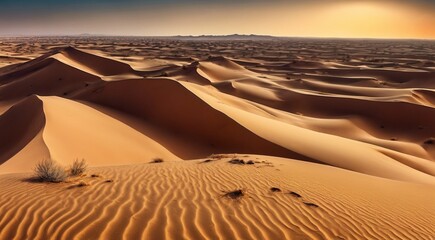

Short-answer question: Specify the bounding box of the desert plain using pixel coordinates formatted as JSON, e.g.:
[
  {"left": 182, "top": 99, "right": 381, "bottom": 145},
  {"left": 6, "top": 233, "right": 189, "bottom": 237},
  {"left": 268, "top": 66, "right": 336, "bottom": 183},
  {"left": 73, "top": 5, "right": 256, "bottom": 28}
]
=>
[{"left": 0, "top": 36, "right": 434, "bottom": 239}]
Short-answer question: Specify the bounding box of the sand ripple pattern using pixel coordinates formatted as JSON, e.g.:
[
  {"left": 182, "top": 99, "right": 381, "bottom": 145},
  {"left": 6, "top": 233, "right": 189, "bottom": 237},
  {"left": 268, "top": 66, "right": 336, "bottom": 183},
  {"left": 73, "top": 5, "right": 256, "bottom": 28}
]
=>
[{"left": 0, "top": 158, "right": 434, "bottom": 240}]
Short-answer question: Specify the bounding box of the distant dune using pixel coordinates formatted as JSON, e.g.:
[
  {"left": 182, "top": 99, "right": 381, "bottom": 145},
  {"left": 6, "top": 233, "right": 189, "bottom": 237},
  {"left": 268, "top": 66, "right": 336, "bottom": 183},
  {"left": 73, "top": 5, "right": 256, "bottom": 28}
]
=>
[{"left": 0, "top": 38, "right": 434, "bottom": 239}]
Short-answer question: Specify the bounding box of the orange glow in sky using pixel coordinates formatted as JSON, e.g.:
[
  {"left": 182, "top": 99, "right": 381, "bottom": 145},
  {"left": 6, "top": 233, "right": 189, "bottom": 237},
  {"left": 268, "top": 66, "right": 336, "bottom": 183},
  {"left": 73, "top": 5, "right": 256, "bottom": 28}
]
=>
[
  {"left": 304, "top": 1, "right": 435, "bottom": 38},
  {"left": 0, "top": 0, "right": 434, "bottom": 39}
]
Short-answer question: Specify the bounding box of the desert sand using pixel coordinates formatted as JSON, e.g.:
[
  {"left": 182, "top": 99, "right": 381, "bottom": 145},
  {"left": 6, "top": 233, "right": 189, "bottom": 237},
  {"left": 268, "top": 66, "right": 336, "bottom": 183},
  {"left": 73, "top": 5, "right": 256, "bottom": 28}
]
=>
[{"left": 0, "top": 36, "right": 434, "bottom": 239}]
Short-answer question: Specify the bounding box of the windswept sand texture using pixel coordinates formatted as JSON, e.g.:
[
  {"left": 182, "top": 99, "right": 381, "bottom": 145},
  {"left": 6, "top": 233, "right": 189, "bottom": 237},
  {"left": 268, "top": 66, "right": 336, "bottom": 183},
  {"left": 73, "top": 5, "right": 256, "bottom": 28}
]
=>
[{"left": 0, "top": 37, "right": 434, "bottom": 239}]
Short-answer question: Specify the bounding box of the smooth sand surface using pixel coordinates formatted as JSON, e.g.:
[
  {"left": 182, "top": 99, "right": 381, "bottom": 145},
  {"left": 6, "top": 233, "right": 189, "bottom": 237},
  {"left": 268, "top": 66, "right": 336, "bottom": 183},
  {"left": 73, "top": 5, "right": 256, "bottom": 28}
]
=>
[{"left": 0, "top": 37, "right": 434, "bottom": 239}]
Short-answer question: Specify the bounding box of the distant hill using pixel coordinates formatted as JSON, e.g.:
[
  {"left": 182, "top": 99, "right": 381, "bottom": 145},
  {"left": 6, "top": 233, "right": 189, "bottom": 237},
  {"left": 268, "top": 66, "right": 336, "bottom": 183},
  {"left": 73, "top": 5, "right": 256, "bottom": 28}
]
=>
[{"left": 168, "top": 34, "right": 280, "bottom": 41}]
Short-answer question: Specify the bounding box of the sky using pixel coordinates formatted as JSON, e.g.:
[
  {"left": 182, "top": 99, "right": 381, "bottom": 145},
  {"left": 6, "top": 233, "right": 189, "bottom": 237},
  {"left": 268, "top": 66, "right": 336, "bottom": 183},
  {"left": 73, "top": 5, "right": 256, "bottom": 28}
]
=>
[{"left": 0, "top": 0, "right": 434, "bottom": 39}]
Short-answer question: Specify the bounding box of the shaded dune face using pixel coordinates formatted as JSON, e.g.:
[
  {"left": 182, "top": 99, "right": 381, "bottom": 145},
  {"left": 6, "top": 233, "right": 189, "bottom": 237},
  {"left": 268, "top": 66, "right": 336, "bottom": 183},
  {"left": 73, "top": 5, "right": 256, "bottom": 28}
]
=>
[
  {"left": 0, "top": 96, "right": 45, "bottom": 165},
  {"left": 79, "top": 78, "right": 311, "bottom": 161}
]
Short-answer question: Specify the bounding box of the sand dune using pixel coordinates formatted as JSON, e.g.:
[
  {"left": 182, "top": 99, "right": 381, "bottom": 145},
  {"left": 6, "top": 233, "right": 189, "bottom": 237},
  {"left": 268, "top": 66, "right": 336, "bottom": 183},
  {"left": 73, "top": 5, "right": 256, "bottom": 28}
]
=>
[
  {"left": 78, "top": 78, "right": 307, "bottom": 160},
  {"left": 0, "top": 56, "right": 100, "bottom": 101},
  {"left": 0, "top": 95, "right": 180, "bottom": 174},
  {"left": 0, "top": 96, "right": 46, "bottom": 168},
  {"left": 0, "top": 157, "right": 434, "bottom": 240},
  {"left": 0, "top": 38, "right": 434, "bottom": 239},
  {"left": 182, "top": 84, "right": 435, "bottom": 184}
]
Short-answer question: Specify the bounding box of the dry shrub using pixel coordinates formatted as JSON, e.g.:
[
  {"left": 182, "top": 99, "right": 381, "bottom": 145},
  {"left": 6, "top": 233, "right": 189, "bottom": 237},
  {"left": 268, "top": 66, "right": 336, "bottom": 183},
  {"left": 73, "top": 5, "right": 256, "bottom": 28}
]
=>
[
  {"left": 34, "top": 159, "right": 67, "bottom": 183},
  {"left": 70, "top": 159, "right": 87, "bottom": 176},
  {"left": 150, "top": 158, "right": 164, "bottom": 163}
]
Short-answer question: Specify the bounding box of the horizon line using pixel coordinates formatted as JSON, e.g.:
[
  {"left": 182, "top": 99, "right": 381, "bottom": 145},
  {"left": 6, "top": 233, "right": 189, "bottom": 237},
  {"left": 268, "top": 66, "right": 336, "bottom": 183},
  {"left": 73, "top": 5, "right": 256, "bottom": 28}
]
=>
[{"left": 0, "top": 34, "right": 434, "bottom": 41}]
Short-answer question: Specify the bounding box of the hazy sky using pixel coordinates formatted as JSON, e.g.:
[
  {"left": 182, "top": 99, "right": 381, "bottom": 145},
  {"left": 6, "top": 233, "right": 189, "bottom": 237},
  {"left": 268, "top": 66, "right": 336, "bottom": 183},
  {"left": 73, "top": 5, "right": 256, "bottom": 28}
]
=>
[{"left": 0, "top": 0, "right": 434, "bottom": 39}]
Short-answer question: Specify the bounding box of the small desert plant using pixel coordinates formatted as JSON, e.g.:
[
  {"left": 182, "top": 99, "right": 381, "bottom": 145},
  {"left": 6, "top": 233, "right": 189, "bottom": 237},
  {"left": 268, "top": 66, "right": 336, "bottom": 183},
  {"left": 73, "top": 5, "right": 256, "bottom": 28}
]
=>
[
  {"left": 34, "top": 159, "right": 67, "bottom": 183},
  {"left": 246, "top": 160, "right": 255, "bottom": 165},
  {"left": 77, "top": 180, "right": 90, "bottom": 187},
  {"left": 201, "top": 159, "right": 213, "bottom": 163},
  {"left": 228, "top": 159, "right": 245, "bottom": 165},
  {"left": 208, "top": 154, "right": 226, "bottom": 160},
  {"left": 150, "top": 158, "right": 164, "bottom": 163},
  {"left": 289, "top": 191, "right": 302, "bottom": 198},
  {"left": 223, "top": 189, "right": 245, "bottom": 200},
  {"left": 270, "top": 187, "right": 282, "bottom": 192},
  {"left": 70, "top": 159, "right": 87, "bottom": 176}
]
